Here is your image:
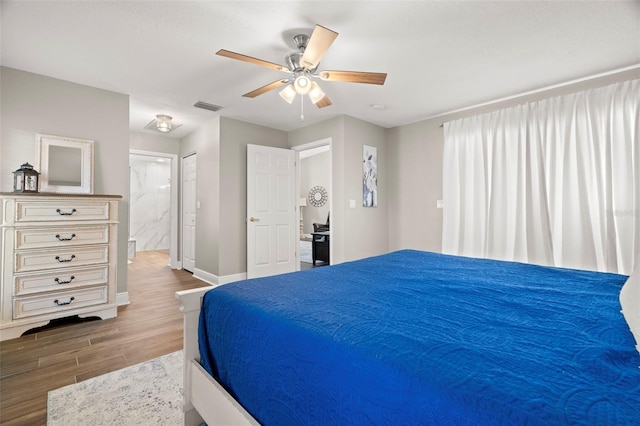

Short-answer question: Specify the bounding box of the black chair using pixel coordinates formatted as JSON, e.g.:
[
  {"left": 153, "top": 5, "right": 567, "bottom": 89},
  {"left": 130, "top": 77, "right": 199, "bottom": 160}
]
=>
[{"left": 312, "top": 212, "right": 330, "bottom": 233}]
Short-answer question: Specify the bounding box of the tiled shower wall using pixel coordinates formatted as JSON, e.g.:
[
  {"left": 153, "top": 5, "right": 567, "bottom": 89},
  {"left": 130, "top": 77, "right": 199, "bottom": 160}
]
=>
[{"left": 130, "top": 154, "right": 171, "bottom": 252}]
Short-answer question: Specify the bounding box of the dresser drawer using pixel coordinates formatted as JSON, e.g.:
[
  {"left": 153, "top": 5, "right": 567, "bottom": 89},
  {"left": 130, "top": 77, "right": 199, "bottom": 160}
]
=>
[
  {"left": 14, "top": 266, "right": 109, "bottom": 296},
  {"left": 13, "top": 286, "right": 108, "bottom": 319},
  {"left": 15, "top": 246, "right": 108, "bottom": 273},
  {"left": 15, "top": 225, "right": 109, "bottom": 250},
  {"left": 15, "top": 200, "right": 111, "bottom": 222}
]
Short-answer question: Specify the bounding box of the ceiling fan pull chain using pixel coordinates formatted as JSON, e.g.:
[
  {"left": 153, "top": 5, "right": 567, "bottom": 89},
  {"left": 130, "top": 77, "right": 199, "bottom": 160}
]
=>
[{"left": 300, "top": 94, "right": 305, "bottom": 121}]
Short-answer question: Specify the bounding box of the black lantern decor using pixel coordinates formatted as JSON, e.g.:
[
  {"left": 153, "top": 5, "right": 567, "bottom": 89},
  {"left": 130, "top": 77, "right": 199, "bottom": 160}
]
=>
[{"left": 13, "top": 162, "right": 40, "bottom": 193}]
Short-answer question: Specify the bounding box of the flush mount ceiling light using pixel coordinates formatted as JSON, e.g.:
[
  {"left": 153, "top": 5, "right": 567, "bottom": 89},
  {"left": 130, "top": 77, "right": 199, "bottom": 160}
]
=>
[
  {"left": 144, "top": 114, "right": 183, "bottom": 134},
  {"left": 156, "top": 115, "right": 172, "bottom": 132},
  {"left": 216, "top": 24, "right": 387, "bottom": 119}
]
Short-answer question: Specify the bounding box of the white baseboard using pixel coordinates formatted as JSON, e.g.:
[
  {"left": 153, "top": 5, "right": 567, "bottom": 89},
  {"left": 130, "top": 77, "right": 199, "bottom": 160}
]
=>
[
  {"left": 219, "top": 272, "right": 247, "bottom": 285},
  {"left": 193, "top": 268, "right": 218, "bottom": 286},
  {"left": 193, "top": 268, "right": 247, "bottom": 286},
  {"left": 116, "top": 292, "right": 130, "bottom": 306}
]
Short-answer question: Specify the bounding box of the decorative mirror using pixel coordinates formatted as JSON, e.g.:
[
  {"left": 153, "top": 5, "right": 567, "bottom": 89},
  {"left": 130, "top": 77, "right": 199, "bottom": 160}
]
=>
[
  {"left": 308, "top": 186, "right": 328, "bottom": 207},
  {"left": 35, "top": 134, "right": 94, "bottom": 194}
]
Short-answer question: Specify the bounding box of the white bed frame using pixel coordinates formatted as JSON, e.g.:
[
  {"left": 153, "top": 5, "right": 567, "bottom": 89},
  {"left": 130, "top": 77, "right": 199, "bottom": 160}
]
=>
[
  {"left": 176, "top": 260, "right": 640, "bottom": 425},
  {"left": 176, "top": 287, "right": 260, "bottom": 425}
]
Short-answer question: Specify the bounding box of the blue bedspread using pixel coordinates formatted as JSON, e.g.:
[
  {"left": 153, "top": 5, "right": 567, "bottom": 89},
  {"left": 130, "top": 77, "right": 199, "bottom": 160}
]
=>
[{"left": 198, "top": 250, "right": 640, "bottom": 425}]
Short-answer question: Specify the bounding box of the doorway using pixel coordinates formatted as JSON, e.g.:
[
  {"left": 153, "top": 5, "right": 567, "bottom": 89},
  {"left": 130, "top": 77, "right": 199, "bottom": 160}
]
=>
[
  {"left": 129, "top": 150, "right": 179, "bottom": 268},
  {"left": 292, "top": 138, "right": 332, "bottom": 270}
]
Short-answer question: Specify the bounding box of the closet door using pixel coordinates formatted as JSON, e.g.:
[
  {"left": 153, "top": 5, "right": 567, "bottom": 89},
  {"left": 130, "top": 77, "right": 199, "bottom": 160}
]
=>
[{"left": 181, "top": 153, "right": 197, "bottom": 273}]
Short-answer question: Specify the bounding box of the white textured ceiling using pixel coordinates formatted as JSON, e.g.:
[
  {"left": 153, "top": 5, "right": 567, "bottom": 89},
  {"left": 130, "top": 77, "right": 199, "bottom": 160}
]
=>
[{"left": 2, "top": 1, "right": 639, "bottom": 138}]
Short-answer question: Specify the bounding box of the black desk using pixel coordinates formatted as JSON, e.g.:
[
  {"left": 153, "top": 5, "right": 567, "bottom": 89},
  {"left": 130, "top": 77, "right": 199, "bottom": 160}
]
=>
[{"left": 311, "top": 231, "right": 330, "bottom": 265}]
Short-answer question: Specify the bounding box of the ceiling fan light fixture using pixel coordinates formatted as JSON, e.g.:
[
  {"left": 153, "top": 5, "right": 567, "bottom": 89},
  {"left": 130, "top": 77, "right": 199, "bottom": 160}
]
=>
[
  {"left": 308, "top": 81, "right": 325, "bottom": 104},
  {"left": 156, "top": 115, "right": 172, "bottom": 132},
  {"left": 294, "top": 74, "right": 311, "bottom": 94},
  {"left": 279, "top": 84, "right": 297, "bottom": 104}
]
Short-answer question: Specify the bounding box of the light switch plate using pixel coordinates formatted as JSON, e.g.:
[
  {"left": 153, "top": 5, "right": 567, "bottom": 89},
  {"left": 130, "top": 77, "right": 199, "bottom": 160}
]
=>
[
  {"left": 436, "top": 200, "right": 444, "bottom": 209},
  {"left": 349, "top": 199, "right": 356, "bottom": 208}
]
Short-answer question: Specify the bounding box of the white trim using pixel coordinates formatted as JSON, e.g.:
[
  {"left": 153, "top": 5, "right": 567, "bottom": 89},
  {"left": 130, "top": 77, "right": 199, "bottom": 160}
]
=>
[
  {"left": 116, "top": 291, "right": 130, "bottom": 306},
  {"left": 219, "top": 272, "right": 247, "bottom": 285},
  {"left": 193, "top": 268, "right": 217, "bottom": 286},
  {"left": 291, "top": 137, "right": 332, "bottom": 152},
  {"left": 193, "top": 268, "right": 247, "bottom": 286},
  {"left": 292, "top": 138, "right": 333, "bottom": 266},
  {"left": 176, "top": 287, "right": 260, "bottom": 426},
  {"left": 129, "top": 149, "right": 180, "bottom": 269},
  {"left": 427, "top": 64, "right": 640, "bottom": 122}
]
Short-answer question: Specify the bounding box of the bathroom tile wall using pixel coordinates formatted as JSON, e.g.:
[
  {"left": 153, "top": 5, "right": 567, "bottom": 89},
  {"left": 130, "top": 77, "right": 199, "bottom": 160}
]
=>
[{"left": 130, "top": 154, "right": 171, "bottom": 251}]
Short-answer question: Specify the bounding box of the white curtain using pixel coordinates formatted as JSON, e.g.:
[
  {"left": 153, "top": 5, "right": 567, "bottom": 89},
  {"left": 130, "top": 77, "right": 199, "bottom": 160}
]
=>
[{"left": 442, "top": 80, "right": 640, "bottom": 275}]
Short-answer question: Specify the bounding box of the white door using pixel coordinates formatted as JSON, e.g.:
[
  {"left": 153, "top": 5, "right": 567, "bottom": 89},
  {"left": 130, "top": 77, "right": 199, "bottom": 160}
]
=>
[
  {"left": 181, "top": 153, "right": 197, "bottom": 272},
  {"left": 247, "top": 144, "right": 297, "bottom": 279}
]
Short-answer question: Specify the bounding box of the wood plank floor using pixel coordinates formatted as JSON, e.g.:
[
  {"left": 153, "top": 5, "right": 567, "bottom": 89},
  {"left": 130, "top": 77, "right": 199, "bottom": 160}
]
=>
[{"left": 0, "top": 250, "right": 206, "bottom": 425}]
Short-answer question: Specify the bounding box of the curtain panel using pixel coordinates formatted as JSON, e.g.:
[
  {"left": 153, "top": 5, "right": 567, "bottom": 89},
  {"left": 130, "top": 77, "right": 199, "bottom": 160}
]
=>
[{"left": 443, "top": 80, "right": 639, "bottom": 275}]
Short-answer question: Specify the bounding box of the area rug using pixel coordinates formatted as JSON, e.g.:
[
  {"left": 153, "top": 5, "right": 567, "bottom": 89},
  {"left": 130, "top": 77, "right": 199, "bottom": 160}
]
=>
[
  {"left": 300, "top": 240, "right": 312, "bottom": 264},
  {"left": 47, "top": 351, "right": 182, "bottom": 425}
]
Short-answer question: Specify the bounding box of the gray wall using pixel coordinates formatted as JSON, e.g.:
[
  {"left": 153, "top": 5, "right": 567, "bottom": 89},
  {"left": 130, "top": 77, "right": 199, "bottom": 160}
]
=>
[
  {"left": 289, "top": 115, "right": 389, "bottom": 264},
  {"left": 0, "top": 67, "right": 130, "bottom": 293},
  {"left": 218, "top": 117, "right": 289, "bottom": 276},
  {"left": 179, "top": 116, "right": 288, "bottom": 278},
  {"left": 387, "top": 67, "right": 640, "bottom": 254},
  {"left": 180, "top": 116, "right": 221, "bottom": 277}
]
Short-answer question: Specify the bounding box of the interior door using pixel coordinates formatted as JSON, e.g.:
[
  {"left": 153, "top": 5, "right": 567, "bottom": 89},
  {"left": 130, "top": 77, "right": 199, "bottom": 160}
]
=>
[
  {"left": 181, "top": 153, "right": 196, "bottom": 272},
  {"left": 247, "top": 144, "right": 297, "bottom": 279}
]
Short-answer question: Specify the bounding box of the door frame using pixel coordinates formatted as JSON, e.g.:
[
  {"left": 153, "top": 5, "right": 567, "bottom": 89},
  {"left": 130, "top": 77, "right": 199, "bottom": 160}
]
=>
[
  {"left": 129, "top": 149, "right": 179, "bottom": 269},
  {"left": 291, "top": 137, "right": 332, "bottom": 270}
]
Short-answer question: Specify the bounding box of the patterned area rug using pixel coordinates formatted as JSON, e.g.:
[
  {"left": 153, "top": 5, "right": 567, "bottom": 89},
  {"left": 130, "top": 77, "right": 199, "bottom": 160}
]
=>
[
  {"left": 47, "top": 351, "right": 182, "bottom": 425},
  {"left": 300, "top": 240, "right": 312, "bottom": 264}
]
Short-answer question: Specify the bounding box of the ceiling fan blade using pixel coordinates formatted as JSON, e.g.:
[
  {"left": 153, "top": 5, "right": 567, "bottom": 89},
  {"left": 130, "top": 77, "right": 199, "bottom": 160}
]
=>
[
  {"left": 315, "top": 95, "right": 332, "bottom": 109},
  {"left": 301, "top": 25, "right": 338, "bottom": 70},
  {"left": 319, "top": 70, "right": 387, "bottom": 85},
  {"left": 242, "top": 79, "right": 290, "bottom": 98},
  {"left": 217, "top": 49, "right": 289, "bottom": 72}
]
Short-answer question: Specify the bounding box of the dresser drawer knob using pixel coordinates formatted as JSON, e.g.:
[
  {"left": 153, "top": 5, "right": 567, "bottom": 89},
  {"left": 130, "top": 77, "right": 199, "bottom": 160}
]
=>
[
  {"left": 54, "top": 276, "right": 76, "bottom": 285},
  {"left": 55, "top": 233, "right": 76, "bottom": 241},
  {"left": 54, "top": 297, "right": 75, "bottom": 306},
  {"left": 56, "top": 208, "right": 77, "bottom": 216},
  {"left": 55, "top": 254, "right": 76, "bottom": 263}
]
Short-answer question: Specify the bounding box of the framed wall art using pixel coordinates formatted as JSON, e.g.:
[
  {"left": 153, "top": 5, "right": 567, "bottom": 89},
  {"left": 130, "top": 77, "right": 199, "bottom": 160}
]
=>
[{"left": 363, "top": 145, "right": 377, "bottom": 207}]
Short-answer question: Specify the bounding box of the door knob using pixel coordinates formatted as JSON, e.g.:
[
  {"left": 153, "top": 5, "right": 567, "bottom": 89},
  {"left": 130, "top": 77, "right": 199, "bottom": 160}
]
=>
[{"left": 249, "top": 217, "right": 260, "bottom": 222}]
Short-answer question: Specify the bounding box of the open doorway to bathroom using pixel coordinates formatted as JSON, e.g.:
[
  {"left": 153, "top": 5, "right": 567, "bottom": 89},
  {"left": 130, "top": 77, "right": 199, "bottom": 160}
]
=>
[{"left": 129, "top": 150, "right": 179, "bottom": 269}]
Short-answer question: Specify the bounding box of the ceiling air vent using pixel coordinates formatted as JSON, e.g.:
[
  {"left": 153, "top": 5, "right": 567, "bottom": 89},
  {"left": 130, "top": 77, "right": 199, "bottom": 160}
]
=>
[{"left": 193, "top": 101, "right": 222, "bottom": 112}]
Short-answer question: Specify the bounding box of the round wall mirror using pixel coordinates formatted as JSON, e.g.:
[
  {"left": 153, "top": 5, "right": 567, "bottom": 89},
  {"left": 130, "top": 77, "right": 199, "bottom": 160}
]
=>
[{"left": 308, "top": 186, "right": 328, "bottom": 207}]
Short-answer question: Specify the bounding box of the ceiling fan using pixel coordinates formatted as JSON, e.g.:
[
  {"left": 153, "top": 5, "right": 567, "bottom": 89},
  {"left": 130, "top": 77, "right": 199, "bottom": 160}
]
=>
[{"left": 216, "top": 24, "right": 387, "bottom": 110}]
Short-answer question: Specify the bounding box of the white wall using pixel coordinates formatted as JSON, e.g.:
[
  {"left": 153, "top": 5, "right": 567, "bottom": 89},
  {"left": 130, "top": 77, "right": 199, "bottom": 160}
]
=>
[
  {"left": 0, "top": 67, "right": 130, "bottom": 292},
  {"left": 301, "top": 151, "right": 330, "bottom": 235}
]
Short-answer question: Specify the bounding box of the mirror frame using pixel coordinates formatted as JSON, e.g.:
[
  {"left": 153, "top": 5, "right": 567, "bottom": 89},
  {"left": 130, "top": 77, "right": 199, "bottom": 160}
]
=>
[{"left": 35, "top": 134, "right": 94, "bottom": 194}]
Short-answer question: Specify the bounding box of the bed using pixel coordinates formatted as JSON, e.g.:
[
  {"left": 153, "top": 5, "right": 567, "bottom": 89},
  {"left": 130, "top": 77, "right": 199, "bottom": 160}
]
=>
[{"left": 176, "top": 250, "right": 640, "bottom": 425}]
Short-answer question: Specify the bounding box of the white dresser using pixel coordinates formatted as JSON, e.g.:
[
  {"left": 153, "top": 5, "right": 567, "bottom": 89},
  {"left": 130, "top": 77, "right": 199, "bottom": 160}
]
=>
[{"left": 0, "top": 193, "right": 121, "bottom": 341}]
